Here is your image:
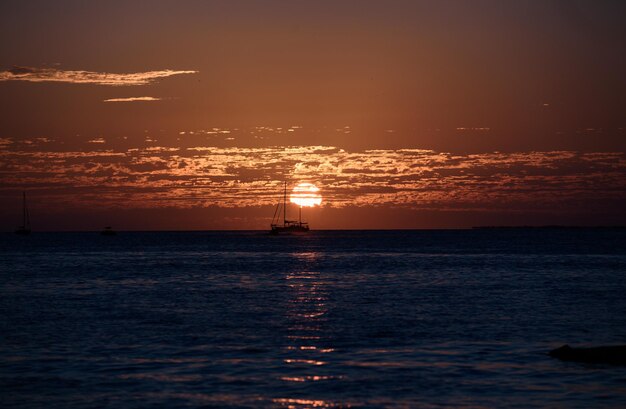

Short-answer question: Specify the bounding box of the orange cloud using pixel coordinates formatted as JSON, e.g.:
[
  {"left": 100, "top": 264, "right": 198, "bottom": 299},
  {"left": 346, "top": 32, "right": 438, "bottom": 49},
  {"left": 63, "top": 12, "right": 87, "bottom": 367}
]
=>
[
  {"left": 1, "top": 144, "right": 624, "bottom": 212},
  {"left": 0, "top": 66, "right": 197, "bottom": 86},
  {"left": 103, "top": 97, "right": 162, "bottom": 102}
]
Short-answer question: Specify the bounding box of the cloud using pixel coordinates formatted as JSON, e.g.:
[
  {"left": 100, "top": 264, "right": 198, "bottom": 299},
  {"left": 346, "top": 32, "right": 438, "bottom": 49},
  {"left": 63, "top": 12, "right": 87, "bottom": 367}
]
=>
[
  {"left": 0, "top": 66, "right": 198, "bottom": 86},
  {"left": 1, "top": 143, "right": 625, "bottom": 212},
  {"left": 103, "top": 96, "right": 162, "bottom": 102}
]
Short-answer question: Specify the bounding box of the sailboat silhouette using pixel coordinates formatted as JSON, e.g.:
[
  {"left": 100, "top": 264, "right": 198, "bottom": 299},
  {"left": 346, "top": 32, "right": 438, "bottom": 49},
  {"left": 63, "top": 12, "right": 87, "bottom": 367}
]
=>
[
  {"left": 270, "top": 182, "right": 310, "bottom": 234},
  {"left": 15, "top": 192, "right": 31, "bottom": 235}
]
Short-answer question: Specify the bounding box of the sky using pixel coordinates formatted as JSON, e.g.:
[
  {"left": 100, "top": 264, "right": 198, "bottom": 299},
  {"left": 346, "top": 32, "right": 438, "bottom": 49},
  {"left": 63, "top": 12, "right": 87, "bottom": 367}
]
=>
[{"left": 1, "top": 0, "right": 625, "bottom": 230}]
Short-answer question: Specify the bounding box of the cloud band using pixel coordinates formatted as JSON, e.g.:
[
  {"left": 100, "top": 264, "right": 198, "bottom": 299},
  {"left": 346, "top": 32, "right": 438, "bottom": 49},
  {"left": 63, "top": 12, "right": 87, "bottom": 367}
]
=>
[
  {"left": 0, "top": 66, "right": 198, "bottom": 86},
  {"left": 103, "top": 97, "right": 162, "bottom": 102}
]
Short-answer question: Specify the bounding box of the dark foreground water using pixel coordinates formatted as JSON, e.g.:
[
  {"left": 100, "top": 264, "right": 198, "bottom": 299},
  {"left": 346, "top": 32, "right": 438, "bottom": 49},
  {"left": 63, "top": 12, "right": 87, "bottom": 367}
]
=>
[{"left": 1, "top": 229, "right": 626, "bottom": 408}]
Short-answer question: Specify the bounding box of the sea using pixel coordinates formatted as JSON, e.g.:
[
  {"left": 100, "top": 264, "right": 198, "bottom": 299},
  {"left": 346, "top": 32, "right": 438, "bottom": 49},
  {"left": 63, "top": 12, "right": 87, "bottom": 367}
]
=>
[{"left": 1, "top": 229, "right": 626, "bottom": 408}]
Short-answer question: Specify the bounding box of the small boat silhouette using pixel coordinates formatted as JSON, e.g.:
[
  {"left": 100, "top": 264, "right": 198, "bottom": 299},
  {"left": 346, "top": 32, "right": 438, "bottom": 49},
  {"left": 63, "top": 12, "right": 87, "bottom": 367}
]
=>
[
  {"left": 101, "top": 226, "right": 117, "bottom": 236},
  {"left": 270, "top": 182, "right": 309, "bottom": 234},
  {"left": 15, "top": 192, "right": 31, "bottom": 235}
]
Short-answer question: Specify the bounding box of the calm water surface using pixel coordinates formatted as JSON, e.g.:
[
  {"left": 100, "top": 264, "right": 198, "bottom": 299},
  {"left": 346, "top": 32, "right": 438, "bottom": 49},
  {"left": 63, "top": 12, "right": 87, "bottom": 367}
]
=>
[{"left": 1, "top": 230, "right": 626, "bottom": 408}]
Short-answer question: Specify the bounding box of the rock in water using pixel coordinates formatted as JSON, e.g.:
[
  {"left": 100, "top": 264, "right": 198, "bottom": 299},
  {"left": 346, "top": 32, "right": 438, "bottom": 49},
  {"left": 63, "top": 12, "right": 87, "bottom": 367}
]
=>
[{"left": 550, "top": 344, "right": 626, "bottom": 365}]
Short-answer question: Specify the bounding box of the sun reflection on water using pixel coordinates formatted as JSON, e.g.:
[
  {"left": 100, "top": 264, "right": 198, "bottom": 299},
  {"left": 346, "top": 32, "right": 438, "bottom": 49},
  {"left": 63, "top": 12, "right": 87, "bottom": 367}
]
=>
[
  {"left": 278, "top": 251, "right": 344, "bottom": 407},
  {"left": 272, "top": 397, "right": 343, "bottom": 408}
]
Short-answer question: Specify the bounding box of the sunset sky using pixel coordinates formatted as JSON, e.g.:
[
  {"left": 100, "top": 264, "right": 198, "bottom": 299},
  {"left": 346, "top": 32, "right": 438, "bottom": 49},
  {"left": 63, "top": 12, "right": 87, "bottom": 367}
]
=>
[{"left": 1, "top": 0, "right": 625, "bottom": 230}]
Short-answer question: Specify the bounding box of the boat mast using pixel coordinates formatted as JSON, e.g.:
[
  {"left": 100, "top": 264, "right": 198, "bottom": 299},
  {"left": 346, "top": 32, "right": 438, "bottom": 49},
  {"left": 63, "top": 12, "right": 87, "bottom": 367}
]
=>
[
  {"left": 283, "top": 181, "right": 287, "bottom": 227},
  {"left": 22, "top": 192, "right": 27, "bottom": 228}
]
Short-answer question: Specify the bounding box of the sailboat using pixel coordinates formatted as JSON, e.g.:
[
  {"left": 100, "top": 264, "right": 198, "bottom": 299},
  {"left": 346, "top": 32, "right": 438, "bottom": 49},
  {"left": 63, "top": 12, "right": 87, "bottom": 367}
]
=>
[
  {"left": 100, "top": 226, "right": 117, "bottom": 236},
  {"left": 15, "top": 191, "right": 31, "bottom": 235},
  {"left": 270, "top": 182, "right": 309, "bottom": 234}
]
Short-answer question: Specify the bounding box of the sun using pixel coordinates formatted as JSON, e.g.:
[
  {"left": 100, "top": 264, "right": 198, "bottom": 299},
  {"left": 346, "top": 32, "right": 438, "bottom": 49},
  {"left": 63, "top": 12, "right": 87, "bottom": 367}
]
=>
[{"left": 290, "top": 182, "right": 322, "bottom": 207}]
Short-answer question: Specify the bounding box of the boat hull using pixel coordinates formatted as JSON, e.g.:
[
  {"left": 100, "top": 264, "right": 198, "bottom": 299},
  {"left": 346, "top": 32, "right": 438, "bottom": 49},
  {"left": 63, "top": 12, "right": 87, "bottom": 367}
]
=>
[{"left": 270, "top": 225, "right": 309, "bottom": 235}]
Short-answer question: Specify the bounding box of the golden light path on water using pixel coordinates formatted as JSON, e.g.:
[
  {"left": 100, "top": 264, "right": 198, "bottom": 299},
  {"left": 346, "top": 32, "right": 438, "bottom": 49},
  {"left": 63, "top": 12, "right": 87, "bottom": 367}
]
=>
[
  {"left": 290, "top": 183, "right": 322, "bottom": 207},
  {"left": 275, "top": 251, "right": 344, "bottom": 409}
]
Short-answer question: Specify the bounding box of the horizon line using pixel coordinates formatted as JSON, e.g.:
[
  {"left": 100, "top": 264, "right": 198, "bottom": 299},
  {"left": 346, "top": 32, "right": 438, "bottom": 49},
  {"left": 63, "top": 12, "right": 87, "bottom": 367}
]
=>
[{"left": 5, "top": 225, "right": 626, "bottom": 233}]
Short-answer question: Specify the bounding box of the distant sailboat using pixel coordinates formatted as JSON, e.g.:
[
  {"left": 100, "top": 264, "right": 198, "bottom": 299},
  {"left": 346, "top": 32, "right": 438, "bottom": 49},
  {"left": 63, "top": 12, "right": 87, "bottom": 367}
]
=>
[
  {"left": 15, "top": 191, "right": 31, "bottom": 235},
  {"left": 270, "top": 182, "right": 309, "bottom": 234},
  {"left": 101, "top": 226, "right": 117, "bottom": 236}
]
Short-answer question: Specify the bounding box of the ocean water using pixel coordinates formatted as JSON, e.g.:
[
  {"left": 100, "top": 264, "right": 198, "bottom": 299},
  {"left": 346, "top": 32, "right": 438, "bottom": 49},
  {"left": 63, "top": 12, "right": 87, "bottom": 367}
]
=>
[{"left": 1, "top": 229, "right": 626, "bottom": 408}]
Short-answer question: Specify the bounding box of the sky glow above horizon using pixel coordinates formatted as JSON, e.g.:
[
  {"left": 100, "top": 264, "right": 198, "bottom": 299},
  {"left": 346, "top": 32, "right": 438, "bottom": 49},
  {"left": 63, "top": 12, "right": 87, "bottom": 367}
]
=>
[{"left": 1, "top": 0, "right": 625, "bottom": 229}]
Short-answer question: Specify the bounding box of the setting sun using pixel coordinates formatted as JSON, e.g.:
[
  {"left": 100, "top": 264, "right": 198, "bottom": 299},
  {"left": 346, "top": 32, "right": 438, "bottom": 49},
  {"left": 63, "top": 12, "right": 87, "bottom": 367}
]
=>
[{"left": 290, "top": 182, "right": 322, "bottom": 207}]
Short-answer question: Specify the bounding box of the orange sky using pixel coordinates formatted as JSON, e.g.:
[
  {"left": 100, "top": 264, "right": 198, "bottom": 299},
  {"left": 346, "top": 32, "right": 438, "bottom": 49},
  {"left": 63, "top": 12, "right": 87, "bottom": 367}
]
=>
[{"left": 1, "top": 1, "right": 625, "bottom": 230}]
